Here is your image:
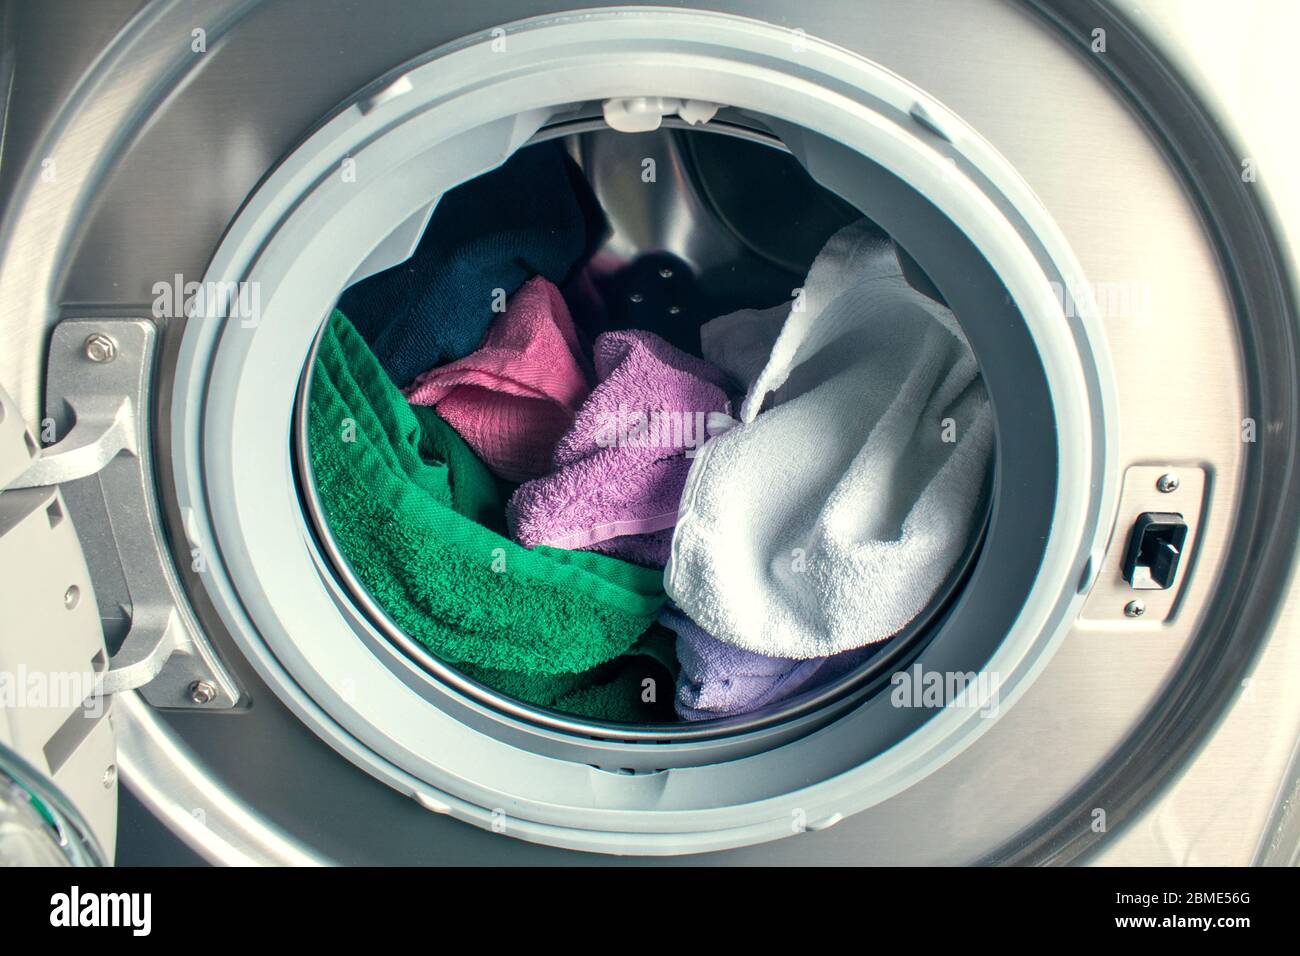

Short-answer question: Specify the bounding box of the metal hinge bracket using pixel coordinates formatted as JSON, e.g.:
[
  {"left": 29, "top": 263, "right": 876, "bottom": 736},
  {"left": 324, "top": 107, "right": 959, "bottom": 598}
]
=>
[{"left": 6, "top": 319, "right": 239, "bottom": 708}]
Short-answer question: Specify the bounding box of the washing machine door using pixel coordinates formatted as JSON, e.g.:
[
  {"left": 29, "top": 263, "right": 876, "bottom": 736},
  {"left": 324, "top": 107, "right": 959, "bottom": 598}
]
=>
[{"left": 0, "top": 380, "right": 116, "bottom": 865}]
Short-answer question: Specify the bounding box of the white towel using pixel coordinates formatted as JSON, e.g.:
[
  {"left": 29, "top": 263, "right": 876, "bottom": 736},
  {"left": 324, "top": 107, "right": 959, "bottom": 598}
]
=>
[{"left": 664, "top": 221, "right": 994, "bottom": 659}]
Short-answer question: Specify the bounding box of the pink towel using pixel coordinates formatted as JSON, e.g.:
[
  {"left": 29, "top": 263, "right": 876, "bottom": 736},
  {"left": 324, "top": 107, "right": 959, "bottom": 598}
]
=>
[{"left": 403, "top": 277, "right": 591, "bottom": 482}]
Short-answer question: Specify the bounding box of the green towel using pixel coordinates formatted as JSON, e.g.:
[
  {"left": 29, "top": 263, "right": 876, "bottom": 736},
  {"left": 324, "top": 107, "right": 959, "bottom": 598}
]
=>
[
  {"left": 309, "top": 310, "right": 668, "bottom": 719},
  {"left": 465, "top": 642, "right": 676, "bottom": 724},
  {"left": 552, "top": 626, "right": 678, "bottom": 722}
]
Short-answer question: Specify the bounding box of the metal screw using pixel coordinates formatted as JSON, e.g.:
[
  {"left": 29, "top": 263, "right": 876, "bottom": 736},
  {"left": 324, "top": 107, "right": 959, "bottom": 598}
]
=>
[
  {"left": 102, "top": 764, "right": 116, "bottom": 789},
  {"left": 83, "top": 333, "right": 117, "bottom": 363},
  {"left": 188, "top": 680, "right": 217, "bottom": 705},
  {"left": 667, "top": 305, "right": 681, "bottom": 315},
  {"left": 629, "top": 292, "right": 644, "bottom": 304},
  {"left": 1156, "top": 473, "right": 1179, "bottom": 493},
  {"left": 63, "top": 585, "right": 80, "bottom": 610},
  {"left": 658, "top": 266, "right": 674, "bottom": 279},
  {"left": 1124, "top": 600, "right": 1146, "bottom": 618}
]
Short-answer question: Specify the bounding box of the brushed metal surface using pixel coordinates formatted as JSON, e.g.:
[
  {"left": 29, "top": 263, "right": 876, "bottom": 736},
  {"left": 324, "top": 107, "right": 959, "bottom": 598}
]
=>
[
  {"left": 0, "top": 0, "right": 1292, "bottom": 864},
  {"left": 113, "top": 693, "right": 320, "bottom": 866},
  {"left": 1082, "top": 0, "right": 1300, "bottom": 866},
  {"left": 0, "top": 0, "right": 262, "bottom": 425}
]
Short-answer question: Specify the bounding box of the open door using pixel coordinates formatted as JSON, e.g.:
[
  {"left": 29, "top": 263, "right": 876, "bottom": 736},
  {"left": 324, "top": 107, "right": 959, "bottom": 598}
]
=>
[{"left": 0, "top": 379, "right": 115, "bottom": 865}]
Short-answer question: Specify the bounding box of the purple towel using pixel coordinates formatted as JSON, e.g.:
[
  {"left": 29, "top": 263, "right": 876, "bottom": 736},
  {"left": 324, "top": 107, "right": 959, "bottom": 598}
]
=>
[
  {"left": 508, "top": 330, "right": 731, "bottom": 568},
  {"left": 664, "top": 605, "right": 873, "bottom": 720}
]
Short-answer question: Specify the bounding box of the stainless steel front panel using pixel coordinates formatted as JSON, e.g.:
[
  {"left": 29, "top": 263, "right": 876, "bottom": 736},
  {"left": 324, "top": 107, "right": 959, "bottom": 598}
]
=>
[{"left": 0, "top": 0, "right": 1294, "bottom": 863}]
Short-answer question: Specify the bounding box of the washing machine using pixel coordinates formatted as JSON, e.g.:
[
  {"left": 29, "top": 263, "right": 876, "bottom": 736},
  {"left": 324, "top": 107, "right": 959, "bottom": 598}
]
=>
[{"left": 1, "top": 0, "right": 1297, "bottom": 867}]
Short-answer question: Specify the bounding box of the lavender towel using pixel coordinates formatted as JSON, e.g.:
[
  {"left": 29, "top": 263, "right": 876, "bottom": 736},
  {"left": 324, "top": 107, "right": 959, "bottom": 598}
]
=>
[
  {"left": 508, "top": 330, "right": 732, "bottom": 568},
  {"left": 663, "top": 605, "right": 873, "bottom": 721}
]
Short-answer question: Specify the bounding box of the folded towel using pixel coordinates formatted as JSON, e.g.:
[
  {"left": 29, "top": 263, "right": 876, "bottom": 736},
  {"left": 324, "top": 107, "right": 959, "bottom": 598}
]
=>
[
  {"left": 663, "top": 605, "right": 872, "bottom": 720},
  {"left": 308, "top": 310, "right": 665, "bottom": 713},
  {"left": 403, "top": 277, "right": 591, "bottom": 482},
  {"left": 665, "top": 221, "right": 994, "bottom": 658},
  {"left": 337, "top": 142, "right": 603, "bottom": 387},
  {"left": 508, "top": 330, "right": 731, "bottom": 568}
]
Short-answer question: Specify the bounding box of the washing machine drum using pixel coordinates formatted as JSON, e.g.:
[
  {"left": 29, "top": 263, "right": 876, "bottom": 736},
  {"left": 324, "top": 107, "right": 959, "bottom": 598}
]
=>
[
  {"left": 302, "top": 124, "right": 999, "bottom": 727},
  {"left": 5, "top": 2, "right": 1290, "bottom": 864}
]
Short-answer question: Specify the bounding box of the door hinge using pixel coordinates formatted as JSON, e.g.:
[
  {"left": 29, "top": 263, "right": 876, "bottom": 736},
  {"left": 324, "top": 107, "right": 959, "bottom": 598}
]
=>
[{"left": 5, "top": 318, "right": 239, "bottom": 708}]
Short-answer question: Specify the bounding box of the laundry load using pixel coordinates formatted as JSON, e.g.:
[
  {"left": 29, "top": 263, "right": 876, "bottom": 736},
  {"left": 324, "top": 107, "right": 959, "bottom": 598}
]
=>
[
  {"left": 308, "top": 310, "right": 667, "bottom": 719},
  {"left": 507, "top": 330, "right": 732, "bottom": 568},
  {"left": 337, "top": 142, "right": 604, "bottom": 387},
  {"left": 663, "top": 605, "right": 874, "bottom": 721},
  {"left": 665, "top": 221, "right": 994, "bottom": 659},
  {"left": 404, "top": 276, "right": 591, "bottom": 483}
]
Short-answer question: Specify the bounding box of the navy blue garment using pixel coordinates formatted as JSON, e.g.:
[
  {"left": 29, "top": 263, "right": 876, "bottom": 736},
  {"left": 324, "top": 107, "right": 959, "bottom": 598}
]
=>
[{"left": 338, "top": 142, "right": 605, "bottom": 387}]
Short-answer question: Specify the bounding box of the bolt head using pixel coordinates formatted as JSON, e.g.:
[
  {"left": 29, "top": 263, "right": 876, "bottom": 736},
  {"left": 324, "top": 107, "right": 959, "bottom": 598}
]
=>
[
  {"left": 102, "top": 764, "right": 116, "bottom": 789},
  {"left": 188, "top": 680, "right": 217, "bottom": 705},
  {"left": 1156, "top": 473, "right": 1179, "bottom": 493},
  {"left": 83, "top": 333, "right": 117, "bottom": 363},
  {"left": 1124, "top": 600, "right": 1146, "bottom": 618}
]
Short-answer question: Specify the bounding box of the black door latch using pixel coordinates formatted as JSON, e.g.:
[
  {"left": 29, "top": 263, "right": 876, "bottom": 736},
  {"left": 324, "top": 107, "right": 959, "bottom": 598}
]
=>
[{"left": 1121, "top": 512, "right": 1188, "bottom": 590}]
